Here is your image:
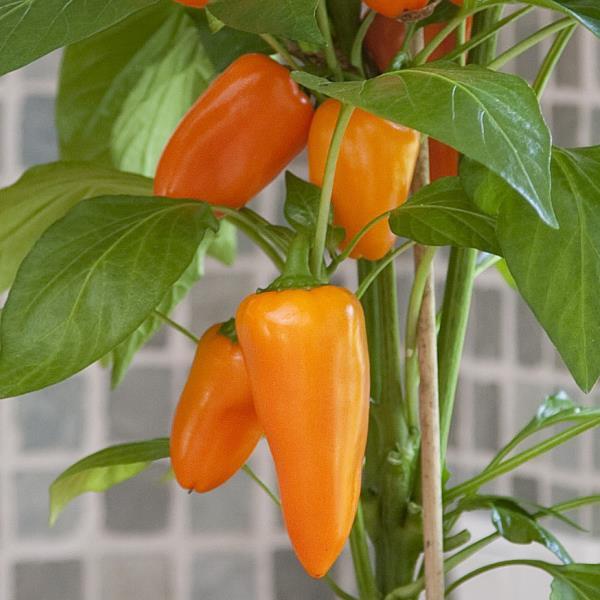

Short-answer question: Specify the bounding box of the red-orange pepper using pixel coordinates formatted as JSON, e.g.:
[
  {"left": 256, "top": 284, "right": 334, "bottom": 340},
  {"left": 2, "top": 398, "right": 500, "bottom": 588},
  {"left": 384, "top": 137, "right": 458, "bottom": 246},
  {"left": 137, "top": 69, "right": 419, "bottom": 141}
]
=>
[
  {"left": 308, "top": 99, "right": 419, "bottom": 261},
  {"left": 170, "top": 323, "right": 261, "bottom": 493},
  {"left": 364, "top": 0, "right": 428, "bottom": 18},
  {"left": 236, "top": 286, "right": 370, "bottom": 578},
  {"left": 174, "top": 0, "right": 208, "bottom": 7},
  {"left": 154, "top": 54, "right": 314, "bottom": 208}
]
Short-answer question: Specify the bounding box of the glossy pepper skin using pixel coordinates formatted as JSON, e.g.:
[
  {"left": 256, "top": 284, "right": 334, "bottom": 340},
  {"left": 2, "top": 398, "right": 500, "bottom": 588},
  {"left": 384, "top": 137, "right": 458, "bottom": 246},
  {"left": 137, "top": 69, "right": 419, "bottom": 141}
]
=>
[
  {"left": 308, "top": 99, "right": 419, "bottom": 260},
  {"left": 364, "top": 0, "right": 428, "bottom": 18},
  {"left": 236, "top": 286, "right": 370, "bottom": 578},
  {"left": 154, "top": 54, "right": 314, "bottom": 208},
  {"left": 170, "top": 324, "right": 261, "bottom": 493}
]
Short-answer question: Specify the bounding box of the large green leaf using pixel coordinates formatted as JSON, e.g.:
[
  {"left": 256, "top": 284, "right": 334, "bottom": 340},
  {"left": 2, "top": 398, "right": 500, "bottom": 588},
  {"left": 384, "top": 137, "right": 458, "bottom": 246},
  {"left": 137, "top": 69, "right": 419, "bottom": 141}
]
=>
[
  {"left": 526, "top": 1, "right": 600, "bottom": 37},
  {"left": 0, "top": 162, "right": 152, "bottom": 293},
  {"left": 0, "top": 196, "right": 218, "bottom": 398},
  {"left": 208, "top": 0, "right": 323, "bottom": 44},
  {"left": 294, "top": 64, "right": 554, "bottom": 226},
  {"left": 0, "top": 0, "right": 162, "bottom": 76},
  {"left": 389, "top": 177, "right": 500, "bottom": 254},
  {"left": 497, "top": 147, "right": 600, "bottom": 391},
  {"left": 550, "top": 564, "right": 600, "bottom": 599},
  {"left": 50, "top": 438, "right": 169, "bottom": 525}
]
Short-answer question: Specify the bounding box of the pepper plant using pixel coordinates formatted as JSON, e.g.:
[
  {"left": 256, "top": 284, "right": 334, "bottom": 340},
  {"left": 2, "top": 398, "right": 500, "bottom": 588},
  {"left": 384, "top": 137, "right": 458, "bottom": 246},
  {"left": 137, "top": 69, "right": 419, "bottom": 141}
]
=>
[{"left": 1, "top": 0, "right": 600, "bottom": 598}]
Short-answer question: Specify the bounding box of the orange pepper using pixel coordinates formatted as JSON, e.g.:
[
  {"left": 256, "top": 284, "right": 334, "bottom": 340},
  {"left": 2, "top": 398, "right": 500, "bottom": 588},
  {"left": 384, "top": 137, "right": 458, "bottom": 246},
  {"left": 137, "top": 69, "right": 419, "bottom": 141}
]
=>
[
  {"left": 364, "top": 0, "right": 428, "bottom": 18},
  {"left": 170, "top": 323, "right": 261, "bottom": 493},
  {"left": 308, "top": 99, "right": 419, "bottom": 261},
  {"left": 154, "top": 54, "right": 314, "bottom": 208},
  {"left": 236, "top": 286, "right": 370, "bottom": 578},
  {"left": 364, "top": 13, "right": 407, "bottom": 71}
]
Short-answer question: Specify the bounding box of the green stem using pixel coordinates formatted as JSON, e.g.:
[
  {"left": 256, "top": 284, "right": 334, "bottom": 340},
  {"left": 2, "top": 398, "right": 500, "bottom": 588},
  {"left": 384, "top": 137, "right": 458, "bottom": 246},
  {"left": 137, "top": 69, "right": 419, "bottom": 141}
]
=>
[
  {"left": 225, "top": 215, "right": 285, "bottom": 271},
  {"left": 349, "top": 503, "right": 380, "bottom": 600},
  {"left": 444, "top": 6, "right": 533, "bottom": 64},
  {"left": 444, "top": 416, "right": 600, "bottom": 503},
  {"left": 351, "top": 10, "right": 375, "bottom": 77},
  {"left": 311, "top": 103, "right": 354, "bottom": 278},
  {"left": 474, "top": 253, "right": 501, "bottom": 277},
  {"left": 324, "top": 577, "right": 359, "bottom": 600},
  {"left": 437, "top": 248, "right": 477, "bottom": 460},
  {"left": 487, "top": 17, "right": 575, "bottom": 71},
  {"left": 259, "top": 34, "right": 301, "bottom": 69},
  {"left": 317, "top": 0, "right": 343, "bottom": 81},
  {"left": 355, "top": 241, "right": 415, "bottom": 300},
  {"left": 328, "top": 210, "right": 395, "bottom": 275},
  {"left": 404, "top": 246, "right": 437, "bottom": 431},
  {"left": 153, "top": 310, "right": 199, "bottom": 344},
  {"left": 532, "top": 23, "right": 577, "bottom": 97}
]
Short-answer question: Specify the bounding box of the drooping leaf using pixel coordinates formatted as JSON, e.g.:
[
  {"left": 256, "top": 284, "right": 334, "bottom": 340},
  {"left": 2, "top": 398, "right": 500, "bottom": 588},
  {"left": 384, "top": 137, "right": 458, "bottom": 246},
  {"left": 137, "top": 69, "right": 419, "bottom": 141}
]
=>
[
  {"left": 293, "top": 64, "right": 554, "bottom": 226},
  {"left": 208, "top": 0, "right": 323, "bottom": 44},
  {"left": 49, "top": 438, "right": 169, "bottom": 525},
  {"left": 389, "top": 177, "right": 500, "bottom": 254},
  {"left": 0, "top": 162, "right": 153, "bottom": 293},
  {"left": 550, "top": 564, "right": 600, "bottom": 599},
  {"left": 0, "top": 195, "right": 218, "bottom": 398},
  {"left": 0, "top": 0, "right": 162, "bottom": 76},
  {"left": 497, "top": 146, "right": 600, "bottom": 391},
  {"left": 525, "top": 1, "right": 600, "bottom": 38}
]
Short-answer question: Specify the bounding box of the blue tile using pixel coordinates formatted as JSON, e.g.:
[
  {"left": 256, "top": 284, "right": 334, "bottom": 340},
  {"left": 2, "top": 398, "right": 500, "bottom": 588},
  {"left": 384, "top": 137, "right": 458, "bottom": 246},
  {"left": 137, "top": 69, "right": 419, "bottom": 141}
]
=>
[
  {"left": 16, "top": 377, "right": 85, "bottom": 451},
  {"left": 273, "top": 549, "right": 333, "bottom": 600},
  {"left": 21, "top": 96, "right": 58, "bottom": 167},
  {"left": 104, "top": 464, "right": 171, "bottom": 533},
  {"left": 15, "top": 471, "right": 80, "bottom": 538},
  {"left": 192, "top": 552, "right": 256, "bottom": 600},
  {"left": 101, "top": 554, "right": 172, "bottom": 600},
  {"left": 14, "top": 560, "right": 82, "bottom": 600}
]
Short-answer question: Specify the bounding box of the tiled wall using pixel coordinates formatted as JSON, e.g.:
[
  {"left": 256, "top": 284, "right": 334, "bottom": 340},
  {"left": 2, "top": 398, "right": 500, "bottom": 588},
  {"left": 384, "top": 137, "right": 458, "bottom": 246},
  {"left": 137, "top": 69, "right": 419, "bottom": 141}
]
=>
[{"left": 0, "top": 9, "right": 599, "bottom": 600}]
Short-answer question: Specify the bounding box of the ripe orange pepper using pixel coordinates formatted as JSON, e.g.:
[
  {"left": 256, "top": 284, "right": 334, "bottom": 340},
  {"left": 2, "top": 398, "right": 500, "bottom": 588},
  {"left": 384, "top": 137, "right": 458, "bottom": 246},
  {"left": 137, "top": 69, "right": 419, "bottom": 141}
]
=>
[
  {"left": 364, "top": 13, "right": 407, "bottom": 71},
  {"left": 364, "top": 0, "right": 428, "bottom": 18},
  {"left": 236, "top": 286, "right": 370, "bottom": 578},
  {"left": 308, "top": 99, "right": 419, "bottom": 261},
  {"left": 154, "top": 54, "right": 314, "bottom": 208},
  {"left": 170, "top": 323, "right": 261, "bottom": 493}
]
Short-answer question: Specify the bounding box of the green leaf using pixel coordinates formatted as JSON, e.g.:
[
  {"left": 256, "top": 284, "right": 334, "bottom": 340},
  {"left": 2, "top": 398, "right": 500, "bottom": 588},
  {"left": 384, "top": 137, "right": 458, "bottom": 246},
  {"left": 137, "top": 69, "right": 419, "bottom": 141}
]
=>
[
  {"left": 389, "top": 177, "right": 500, "bottom": 254},
  {"left": 460, "top": 158, "right": 507, "bottom": 217},
  {"left": 293, "top": 64, "right": 554, "bottom": 226},
  {"left": 57, "top": 3, "right": 267, "bottom": 176},
  {"left": 208, "top": 0, "right": 323, "bottom": 44},
  {"left": 526, "top": 1, "right": 600, "bottom": 38},
  {"left": 107, "top": 240, "right": 207, "bottom": 388},
  {"left": 0, "top": 195, "right": 218, "bottom": 398},
  {"left": 550, "top": 564, "right": 600, "bottom": 599},
  {"left": 0, "top": 0, "right": 163, "bottom": 76},
  {"left": 206, "top": 220, "right": 237, "bottom": 266},
  {"left": 0, "top": 162, "right": 153, "bottom": 293},
  {"left": 283, "top": 172, "right": 343, "bottom": 250},
  {"left": 497, "top": 146, "right": 600, "bottom": 391},
  {"left": 49, "top": 438, "right": 169, "bottom": 526},
  {"left": 491, "top": 505, "right": 573, "bottom": 564},
  {"left": 327, "top": 0, "right": 361, "bottom": 56}
]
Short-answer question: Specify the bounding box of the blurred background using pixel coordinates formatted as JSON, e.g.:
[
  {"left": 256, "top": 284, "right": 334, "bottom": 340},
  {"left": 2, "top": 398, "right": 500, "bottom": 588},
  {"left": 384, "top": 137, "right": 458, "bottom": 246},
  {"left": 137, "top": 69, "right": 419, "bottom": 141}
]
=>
[{"left": 0, "top": 8, "right": 599, "bottom": 600}]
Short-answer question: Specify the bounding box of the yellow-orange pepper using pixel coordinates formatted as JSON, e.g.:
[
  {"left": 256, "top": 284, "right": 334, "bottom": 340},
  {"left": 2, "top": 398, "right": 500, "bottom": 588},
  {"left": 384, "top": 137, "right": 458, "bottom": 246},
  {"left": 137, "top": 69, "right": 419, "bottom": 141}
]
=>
[
  {"left": 236, "top": 286, "right": 370, "bottom": 578},
  {"left": 170, "top": 324, "right": 261, "bottom": 493},
  {"left": 308, "top": 99, "right": 419, "bottom": 261}
]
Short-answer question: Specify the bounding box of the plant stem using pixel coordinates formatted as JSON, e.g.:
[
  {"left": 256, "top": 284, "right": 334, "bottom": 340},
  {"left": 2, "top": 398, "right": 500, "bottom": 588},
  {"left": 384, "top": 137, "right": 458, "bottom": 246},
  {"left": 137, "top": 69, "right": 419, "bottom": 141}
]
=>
[
  {"left": 317, "top": 0, "right": 343, "bottom": 80},
  {"left": 414, "top": 245, "right": 444, "bottom": 600},
  {"left": 154, "top": 310, "right": 199, "bottom": 344},
  {"left": 474, "top": 253, "right": 501, "bottom": 277},
  {"left": 444, "top": 6, "right": 533, "bottom": 64},
  {"left": 437, "top": 248, "right": 477, "bottom": 460},
  {"left": 355, "top": 241, "right": 415, "bottom": 300},
  {"left": 225, "top": 215, "right": 285, "bottom": 271},
  {"left": 487, "top": 17, "right": 575, "bottom": 71},
  {"left": 444, "top": 416, "right": 600, "bottom": 503},
  {"left": 405, "top": 246, "right": 436, "bottom": 430},
  {"left": 311, "top": 103, "right": 354, "bottom": 278},
  {"left": 259, "top": 33, "right": 301, "bottom": 69},
  {"left": 349, "top": 503, "right": 380, "bottom": 600},
  {"left": 532, "top": 23, "right": 577, "bottom": 97},
  {"left": 350, "top": 10, "right": 375, "bottom": 77}
]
